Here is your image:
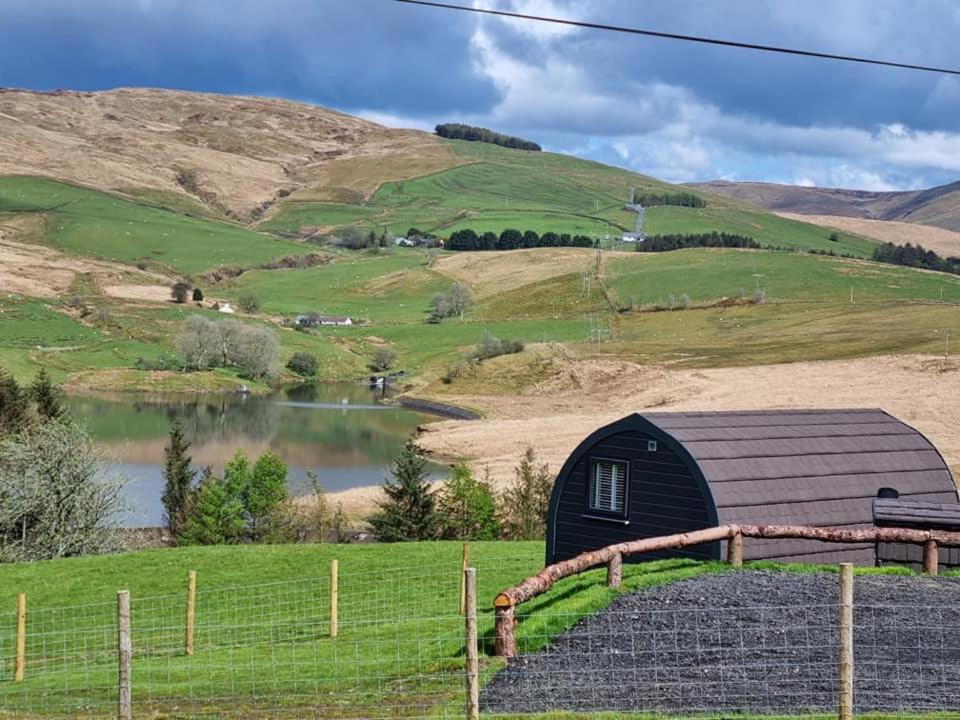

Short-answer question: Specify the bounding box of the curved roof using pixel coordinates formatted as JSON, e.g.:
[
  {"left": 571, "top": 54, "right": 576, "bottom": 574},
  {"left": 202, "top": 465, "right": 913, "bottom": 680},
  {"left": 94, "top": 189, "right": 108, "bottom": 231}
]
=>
[{"left": 640, "top": 408, "right": 957, "bottom": 526}]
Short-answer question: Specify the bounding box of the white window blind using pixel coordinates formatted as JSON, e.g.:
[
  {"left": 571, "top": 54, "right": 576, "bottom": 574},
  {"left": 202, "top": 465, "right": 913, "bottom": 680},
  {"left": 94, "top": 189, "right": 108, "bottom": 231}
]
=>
[{"left": 590, "top": 460, "right": 627, "bottom": 514}]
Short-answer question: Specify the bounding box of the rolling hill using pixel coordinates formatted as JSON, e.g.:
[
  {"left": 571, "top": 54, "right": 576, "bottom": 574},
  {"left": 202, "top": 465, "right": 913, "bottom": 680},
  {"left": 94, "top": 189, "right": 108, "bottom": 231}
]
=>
[
  {"left": 2, "top": 86, "right": 960, "bottom": 400},
  {"left": 689, "top": 178, "right": 960, "bottom": 232}
]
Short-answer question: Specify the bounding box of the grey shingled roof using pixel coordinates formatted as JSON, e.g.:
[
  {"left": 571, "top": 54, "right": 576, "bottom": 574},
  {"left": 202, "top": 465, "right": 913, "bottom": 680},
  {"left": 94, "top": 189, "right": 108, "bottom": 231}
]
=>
[{"left": 641, "top": 409, "right": 958, "bottom": 556}]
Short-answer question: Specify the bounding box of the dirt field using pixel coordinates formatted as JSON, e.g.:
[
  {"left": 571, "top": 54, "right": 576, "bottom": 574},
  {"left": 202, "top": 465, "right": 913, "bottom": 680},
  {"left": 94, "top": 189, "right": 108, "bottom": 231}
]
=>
[
  {"left": 777, "top": 212, "right": 960, "bottom": 257},
  {"left": 434, "top": 247, "right": 632, "bottom": 298},
  {"left": 411, "top": 352, "right": 960, "bottom": 494},
  {"left": 0, "top": 229, "right": 161, "bottom": 297}
]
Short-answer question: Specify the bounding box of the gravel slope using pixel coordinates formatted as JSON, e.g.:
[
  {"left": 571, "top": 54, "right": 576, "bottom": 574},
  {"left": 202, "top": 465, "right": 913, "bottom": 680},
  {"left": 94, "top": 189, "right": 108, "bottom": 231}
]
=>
[{"left": 481, "top": 571, "right": 960, "bottom": 715}]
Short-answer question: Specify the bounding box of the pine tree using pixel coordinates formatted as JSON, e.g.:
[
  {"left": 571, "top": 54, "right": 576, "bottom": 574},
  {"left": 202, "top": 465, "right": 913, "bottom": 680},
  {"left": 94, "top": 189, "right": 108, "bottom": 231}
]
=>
[
  {"left": 0, "top": 368, "right": 28, "bottom": 435},
  {"left": 436, "top": 461, "right": 500, "bottom": 540},
  {"left": 367, "top": 442, "right": 437, "bottom": 541},
  {"left": 500, "top": 447, "right": 553, "bottom": 540},
  {"left": 247, "top": 451, "right": 289, "bottom": 540},
  {"left": 179, "top": 469, "right": 246, "bottom": 545},
  {"left": 30, "top": 368, "right": 65, "bottom": 421},
  {"left": 161, "top": 420, "right": 196, "bottom": 539}
]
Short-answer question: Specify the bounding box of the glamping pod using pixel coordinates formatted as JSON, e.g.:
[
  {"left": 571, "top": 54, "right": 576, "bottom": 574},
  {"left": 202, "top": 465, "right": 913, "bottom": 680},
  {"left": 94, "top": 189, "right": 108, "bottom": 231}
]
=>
[{"left": 546, "top": 409, "right": 958, "bottom": 566}]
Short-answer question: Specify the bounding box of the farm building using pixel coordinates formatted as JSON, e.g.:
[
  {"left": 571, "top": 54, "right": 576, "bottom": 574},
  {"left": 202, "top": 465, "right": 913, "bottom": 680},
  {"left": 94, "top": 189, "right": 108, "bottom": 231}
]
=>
[{"left": 546, "top": 409, "right": 958, "bottom": 566}]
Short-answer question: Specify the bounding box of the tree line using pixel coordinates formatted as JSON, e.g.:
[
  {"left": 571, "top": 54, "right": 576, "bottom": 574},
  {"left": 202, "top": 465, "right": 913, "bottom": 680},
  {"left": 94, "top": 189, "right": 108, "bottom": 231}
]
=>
[
  {"left": 435, "top": 123, "right": 541, "bottom": 152},
  {"left": 636, "top": 232, "right": 759, "bottom": 252},
  {"left": 446, "top": 228, "right": 596, "bottom": 251},
  {"left": 632, "top": 191, "right": 706, "bottom": 208},
  {"left": 872, "top": 242, "right": 960, "bottom": 276},
  {"left": 368, "top": 443, "right": 553, "bottom": 542}
]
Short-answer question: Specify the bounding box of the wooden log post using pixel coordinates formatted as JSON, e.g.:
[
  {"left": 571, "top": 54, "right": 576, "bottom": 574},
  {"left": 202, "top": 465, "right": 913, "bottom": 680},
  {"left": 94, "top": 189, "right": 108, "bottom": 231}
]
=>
[
  {"left": 838, "top": 564, "right": 854, "bottom": 720},
  {"left": 460, "top": 542, "right": 471, "bottom": 615},
  {"left": 14, "top": 592, "right": 25, "bottom": 683},
  {"left": 923, "top": 539, "right": 939, "bottom": 575},
  {"left": 463, "top": 567, "right": 479, "bottom": 720},
  {"left": 185, "top": 570, "right": 197, "bottom": 656},
  {"left": 606, "top": 552, "right": 623, "bottom": 588},
  {"left": 493, "top": 601, "right": 517, "bottom": 658},
  {"left": 117, "top": 590, "right": 132, "bottom": 720},
  {"left": 726, "top": 530, "right": 743, "bottom": 568},
  {"left": 330, "top": 558, "right": 339, "bottom": 639}
]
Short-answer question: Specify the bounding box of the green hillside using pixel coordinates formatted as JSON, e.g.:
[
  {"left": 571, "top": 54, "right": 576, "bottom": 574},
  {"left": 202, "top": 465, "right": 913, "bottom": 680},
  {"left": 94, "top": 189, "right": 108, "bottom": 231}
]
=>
[
  {"left": 0, "top": 176, "right": 310, "bottom": 274},
  {"left": 260, "top": 140, "right": 874, "bottom": 256}
]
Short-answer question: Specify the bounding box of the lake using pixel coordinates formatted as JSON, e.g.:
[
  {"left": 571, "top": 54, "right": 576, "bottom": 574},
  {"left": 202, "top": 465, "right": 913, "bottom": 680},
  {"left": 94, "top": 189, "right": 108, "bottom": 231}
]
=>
[{"left": 67, "top": 384, "right": 443, "bottom": 527}]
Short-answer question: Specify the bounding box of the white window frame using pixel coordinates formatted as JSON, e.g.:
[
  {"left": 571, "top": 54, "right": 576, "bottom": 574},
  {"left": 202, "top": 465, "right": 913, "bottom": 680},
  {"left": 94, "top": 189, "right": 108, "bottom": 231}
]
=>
[{"left": 587, "top": 458, "right": 629, "bottom": 518}]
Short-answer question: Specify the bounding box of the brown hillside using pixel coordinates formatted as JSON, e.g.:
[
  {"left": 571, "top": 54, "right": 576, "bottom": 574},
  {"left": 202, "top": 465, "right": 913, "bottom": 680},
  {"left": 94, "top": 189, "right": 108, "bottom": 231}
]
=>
[
  {"left": 689, "top": 179, "right": 960, "bottom": 233},
  {"left": 0, "top": 87, "right": 459, "bottom": 218},
  {"left": 776, "top": 213, "right": 960, "bottom": 257}
]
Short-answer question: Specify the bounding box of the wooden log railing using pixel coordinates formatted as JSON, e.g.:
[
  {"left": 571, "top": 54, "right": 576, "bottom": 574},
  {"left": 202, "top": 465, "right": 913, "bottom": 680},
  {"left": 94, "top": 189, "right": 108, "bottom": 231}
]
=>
[{"left": 493, "top": 523, "right": 960, "bottom": 657}]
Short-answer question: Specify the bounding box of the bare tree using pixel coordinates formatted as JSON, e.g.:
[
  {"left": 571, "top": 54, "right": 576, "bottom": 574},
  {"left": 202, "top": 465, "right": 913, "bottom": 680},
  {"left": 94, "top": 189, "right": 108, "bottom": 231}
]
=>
[
  {"left": 218, "top": 318, "right": 244, "bottom": 366},
  {"left": 234, "top": 326, "right": 280, "bottom": 379},
  {"left": 176, "top": 316, "right": 221, "bottom": 370},
  {"left": 0, "top": 422, "right": 127, "bottom": 561},
  {"left": 448, "top": 282, "right": 474, "bottom": 320}
]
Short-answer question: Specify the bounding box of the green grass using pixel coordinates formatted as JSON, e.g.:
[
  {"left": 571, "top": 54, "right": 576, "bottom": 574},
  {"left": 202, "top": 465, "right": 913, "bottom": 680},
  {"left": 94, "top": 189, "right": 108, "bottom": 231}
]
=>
[
  {"left": 0, "top": 544, "right": 941, "bottom": 718},
  {"left": 605, "top": 248, "right": 960, "bottom": 308},
  {"left": 645, "top": 206, "right": 876, "bottom": 256},
  {"left": 0, "top": 176, "right": 310, "bottom": 274},
  {"left": 260, "top": 140, "right": 872, "bottom": 257}
]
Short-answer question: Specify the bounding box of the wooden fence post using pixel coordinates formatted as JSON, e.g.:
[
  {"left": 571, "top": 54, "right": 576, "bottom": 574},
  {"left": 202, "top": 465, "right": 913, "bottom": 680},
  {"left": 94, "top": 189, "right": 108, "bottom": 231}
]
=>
[
  {"left": 493, "top": 602, "right": 516, "bottom": 658},
  {"left": 117, "top": 590, "right": 132, "bottom": 720},
  {"left": 460, "top": 542, "right": 471, "bottom": 615},
  {"left": 727, "top": 531, "right": 743, "bottom": 568},
  {"left": 923, "top": 539, "right": 939, "bottom": 575},
  {"left": 14, "top": 592, "right": 25, "bottom": 682},
  {"left": 464, "top": 567, "right": 479, "bottom": 720},
  {"left": 185, "top": 570, "right": 197, "bottom": 656},
  {"left": 606, "top": 552, "right": 622, "bottom": 588},
  {"left": 330, "top": 559, "right": 339, "bottom": 639},
  {"left": 838, "top": 563, "right": 854, "bottom": 720}
]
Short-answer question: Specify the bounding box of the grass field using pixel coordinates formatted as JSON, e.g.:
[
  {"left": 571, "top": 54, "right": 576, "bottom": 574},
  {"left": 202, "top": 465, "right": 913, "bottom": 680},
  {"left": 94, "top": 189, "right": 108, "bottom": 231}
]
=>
[
  {"left": 0, "top": 176, "right": 309, "bottom": 274},
  {"left": 0, "top": 542, "right": 932, "bottom": 719},
  {"left": 260, "top": 140, "right": 875, "bottom": 257}
]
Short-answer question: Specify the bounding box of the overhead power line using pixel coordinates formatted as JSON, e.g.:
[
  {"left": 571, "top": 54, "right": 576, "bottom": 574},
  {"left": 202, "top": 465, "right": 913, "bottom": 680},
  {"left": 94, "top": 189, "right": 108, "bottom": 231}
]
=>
[{"left": 394, "top": 0, "right": 960, "bottom": 77}]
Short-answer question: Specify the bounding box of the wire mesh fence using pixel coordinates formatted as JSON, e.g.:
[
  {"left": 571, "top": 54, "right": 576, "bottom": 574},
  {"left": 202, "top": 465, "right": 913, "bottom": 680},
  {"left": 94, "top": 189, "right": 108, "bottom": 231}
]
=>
[{"left": 5, "top": 559, "right": 960, "bottom": 718}]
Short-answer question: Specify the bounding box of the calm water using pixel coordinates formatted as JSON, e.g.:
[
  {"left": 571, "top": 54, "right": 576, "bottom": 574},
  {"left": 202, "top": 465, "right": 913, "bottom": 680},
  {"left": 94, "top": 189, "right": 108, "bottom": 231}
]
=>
[{"left": 67, "top": 384, "right": 443, "bottom": 527}]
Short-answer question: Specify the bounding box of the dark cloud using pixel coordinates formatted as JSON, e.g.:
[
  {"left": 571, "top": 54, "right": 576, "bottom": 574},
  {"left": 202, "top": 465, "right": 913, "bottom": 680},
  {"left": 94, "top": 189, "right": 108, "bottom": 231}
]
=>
[{"left": 0, "top": 0, "right": 501, "bottom": 115}]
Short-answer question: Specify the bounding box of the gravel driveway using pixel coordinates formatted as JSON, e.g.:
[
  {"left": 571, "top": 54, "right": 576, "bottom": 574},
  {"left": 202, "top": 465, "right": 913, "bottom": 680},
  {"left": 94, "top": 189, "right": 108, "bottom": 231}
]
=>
[{"left": 481, "top": 571, "right": 960, "bottom": 715}]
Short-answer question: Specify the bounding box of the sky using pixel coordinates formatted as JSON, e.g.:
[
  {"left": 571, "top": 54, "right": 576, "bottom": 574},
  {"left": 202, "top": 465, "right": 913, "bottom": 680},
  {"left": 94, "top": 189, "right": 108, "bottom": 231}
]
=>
[{"left": 2, "top": 0, "right": 960, "bottom": 190}]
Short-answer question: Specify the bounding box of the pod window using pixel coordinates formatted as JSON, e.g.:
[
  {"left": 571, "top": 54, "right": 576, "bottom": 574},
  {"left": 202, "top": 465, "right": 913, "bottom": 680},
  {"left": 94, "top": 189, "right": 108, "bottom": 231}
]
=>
[{"left": 588, "top": 459, "right": 628, "bottom": 516}]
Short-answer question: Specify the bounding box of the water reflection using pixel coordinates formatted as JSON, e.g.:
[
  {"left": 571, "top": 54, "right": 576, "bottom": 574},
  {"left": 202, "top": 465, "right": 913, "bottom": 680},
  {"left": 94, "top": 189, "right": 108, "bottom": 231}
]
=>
[{"left": 68, "top": 384, "right": 441, "bottom": 527}]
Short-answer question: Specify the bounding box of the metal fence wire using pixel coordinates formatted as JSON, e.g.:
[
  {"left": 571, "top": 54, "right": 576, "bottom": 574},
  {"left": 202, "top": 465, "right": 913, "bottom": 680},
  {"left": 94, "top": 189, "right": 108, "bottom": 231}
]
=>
[{"left": 4, "top": 560, "right": 960, "bottom": 718}]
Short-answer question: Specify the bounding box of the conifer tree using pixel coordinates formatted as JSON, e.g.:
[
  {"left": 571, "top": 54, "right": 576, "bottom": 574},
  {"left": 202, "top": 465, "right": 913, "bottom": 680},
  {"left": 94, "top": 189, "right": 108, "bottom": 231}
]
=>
[
  {"left": 247, "top": 451, "right": 289, "bottom": 540},
  {"left": 30, "top": 368, "right": 65, "bottom": 421},
  {"left": 0, "top": 369, "right": 27, "bottom": 435},
  {"left": 500, "top": 447, "right": 553, "bottom": 540},
  {"left": 367, "top": 442, "right": 437, "bottom": 541},
  {"left": 161, "top": 420, "right": 195, "bottom": 539},
  {"left": 180, "top": 468, "right": 246, "bottom": 545}
]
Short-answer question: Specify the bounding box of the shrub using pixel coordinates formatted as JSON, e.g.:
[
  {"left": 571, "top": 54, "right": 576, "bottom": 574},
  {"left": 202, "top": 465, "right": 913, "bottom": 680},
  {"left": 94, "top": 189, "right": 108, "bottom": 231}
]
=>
[
  {"left": 136, "top": 260, "right": 148, "bottom": 271},
  {"left": 238, "top": 293, "right": 261, "bottom": 313},
  {"left": 287, "top": 352, "right": 318, "bottom": 377},
  {"left": 753, "top": 288, "right": 767, "bottom": 305},
  {"left": 0, "top": 421, "right": 127, "bottom": 561},
  {"left": 436, "top": 462, "right": 500, "bottom": 540},
  {"left": 171, "top": 282, "right": 191, "bottom": 304},
  {"left": 370, "top": 346, "right": 397, "bottom": 372},
  {"left": 179, "top": 468, "right": 246, "bottom": 546},
  {"left": 499, "top": 447, "right": 552, "bottom": 540},
  {"left": 192, "top": 287, "right": 204, "bottom": 302},
  {"left": 247, "top": 451, "right": 289, "bottom": 541}
]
